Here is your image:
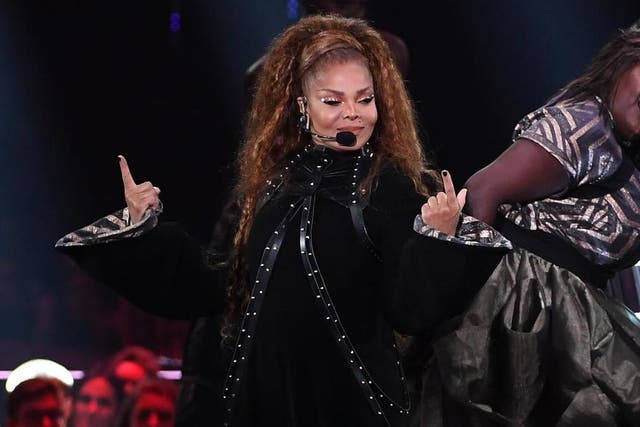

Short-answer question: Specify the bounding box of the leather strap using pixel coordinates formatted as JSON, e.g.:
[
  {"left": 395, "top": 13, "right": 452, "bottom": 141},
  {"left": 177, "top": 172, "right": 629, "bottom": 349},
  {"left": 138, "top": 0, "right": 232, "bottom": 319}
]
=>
[
  {"left": 299, "top": 195, "right": 409, "bottom": 424},
  {"left": 222, "top": 199, "right": 303, "bottom": 424},
  {"left": 350, "top": 203, "right": 382, "bottom": 262}
]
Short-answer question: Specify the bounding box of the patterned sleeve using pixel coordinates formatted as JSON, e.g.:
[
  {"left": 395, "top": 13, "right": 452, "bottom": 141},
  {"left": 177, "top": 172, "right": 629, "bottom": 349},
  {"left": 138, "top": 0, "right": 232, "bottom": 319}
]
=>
[
  {"left": 513, "top": 100, "right": 621, "bottom": 190},
  {"left": 55, "top": 205, "right": 162, "bottom": 248},
  {"left": 413, "top": 213, "right": 512, "bottom": 250}
]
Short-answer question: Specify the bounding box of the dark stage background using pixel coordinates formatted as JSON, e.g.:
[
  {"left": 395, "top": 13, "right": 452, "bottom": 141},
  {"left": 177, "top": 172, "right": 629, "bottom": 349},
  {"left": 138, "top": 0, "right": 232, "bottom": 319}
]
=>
[{"left": 1, "top": 0, "right": 639, "bottom": 406}]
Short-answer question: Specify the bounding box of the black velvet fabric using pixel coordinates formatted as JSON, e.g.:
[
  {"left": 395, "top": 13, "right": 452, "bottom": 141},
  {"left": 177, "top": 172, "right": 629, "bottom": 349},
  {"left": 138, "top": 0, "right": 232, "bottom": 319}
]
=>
[
  {"left": 58, "top": 147, "right": 508, "bottom": 426},
  {"left": 58, "top": 222, "right": 226, "bottom": 319}
]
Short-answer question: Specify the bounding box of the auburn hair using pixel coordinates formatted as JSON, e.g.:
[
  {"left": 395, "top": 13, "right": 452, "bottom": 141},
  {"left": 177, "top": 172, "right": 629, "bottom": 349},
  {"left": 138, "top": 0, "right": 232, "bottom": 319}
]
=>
[{"left": 222, "top": 14, "right": 438, "bottom": 338}]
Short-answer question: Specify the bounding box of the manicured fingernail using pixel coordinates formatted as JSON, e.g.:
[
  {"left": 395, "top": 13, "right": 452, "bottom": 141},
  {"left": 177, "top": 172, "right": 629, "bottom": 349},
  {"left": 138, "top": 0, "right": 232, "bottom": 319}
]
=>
[{"left": 442, "top": 170, "right": 448, "bottom": 176}]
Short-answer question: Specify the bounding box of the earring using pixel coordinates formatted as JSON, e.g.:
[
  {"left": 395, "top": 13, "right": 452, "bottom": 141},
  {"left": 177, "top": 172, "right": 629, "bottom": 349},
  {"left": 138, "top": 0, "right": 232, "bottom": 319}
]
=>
[
  {"left": 297, "top": 96, "right": 310, "bottom": 133},
  {"left": 298, "top": 111, "right": 310, "bottom": 133}
]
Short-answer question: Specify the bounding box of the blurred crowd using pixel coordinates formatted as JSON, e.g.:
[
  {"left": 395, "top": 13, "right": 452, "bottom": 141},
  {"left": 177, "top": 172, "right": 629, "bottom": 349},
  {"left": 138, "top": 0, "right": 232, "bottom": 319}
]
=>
[{"left": 3, "top": 345, "right": 178, "bottom": 427}]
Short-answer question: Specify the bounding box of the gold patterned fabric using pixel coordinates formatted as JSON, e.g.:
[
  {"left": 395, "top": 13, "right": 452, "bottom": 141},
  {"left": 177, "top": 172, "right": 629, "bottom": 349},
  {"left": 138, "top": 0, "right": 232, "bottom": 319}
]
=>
[
  {"left": 502, "top": 98, "right": 640, "bottom": 267},
  {"left": 55, "top": 205, "right": 162, "bottom": 248},
  {"left": 413, "top": 214, "right": 512, "bottom": 250},
  {"left": 409, "top": 96, "right": 640, "bottom": 426}
]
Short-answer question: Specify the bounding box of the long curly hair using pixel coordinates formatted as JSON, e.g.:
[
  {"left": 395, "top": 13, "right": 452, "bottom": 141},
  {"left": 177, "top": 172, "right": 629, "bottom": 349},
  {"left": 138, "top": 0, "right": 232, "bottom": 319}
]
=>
[
  {"left": 222, "top": 14, "right": 437, "bottom": 338},
  {"left": 555, "top": 27, "right": 640, "bottom": 105}
]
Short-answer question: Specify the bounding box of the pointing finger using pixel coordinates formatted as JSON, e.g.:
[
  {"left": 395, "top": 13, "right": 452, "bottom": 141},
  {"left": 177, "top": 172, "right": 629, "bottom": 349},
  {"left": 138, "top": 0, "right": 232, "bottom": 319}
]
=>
[
  {"left": 441, "top": 170, "right": 456, "bottom": 198},
  {"left": 118, "top": 155, "right": 137, "bottom": 189}
]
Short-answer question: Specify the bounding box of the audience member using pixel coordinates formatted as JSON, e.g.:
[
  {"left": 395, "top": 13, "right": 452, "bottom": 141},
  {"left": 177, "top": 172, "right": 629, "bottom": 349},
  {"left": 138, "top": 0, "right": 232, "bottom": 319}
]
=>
[
  {"left": 105, "top": 346, "right": 160, "bottom": 396},
  {"left": 115, "top": 379, "right": 177, "bottom": 427},
  {"left": 70, "top": 373, "right": 123, "bottom": 427},
  {"left": 6, "top": 377, "right": 69, "bottom": 427}
]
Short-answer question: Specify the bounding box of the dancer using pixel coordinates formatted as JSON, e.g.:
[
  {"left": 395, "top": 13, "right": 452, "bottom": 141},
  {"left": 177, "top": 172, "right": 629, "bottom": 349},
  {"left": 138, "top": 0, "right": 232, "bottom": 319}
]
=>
[{"left": 412, "top": 21, "right": 640, "bottom": 426}]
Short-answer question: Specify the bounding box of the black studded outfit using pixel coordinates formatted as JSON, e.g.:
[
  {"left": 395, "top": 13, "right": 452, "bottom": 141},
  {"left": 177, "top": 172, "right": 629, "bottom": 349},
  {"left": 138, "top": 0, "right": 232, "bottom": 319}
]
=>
[{"left": 56, "top": 144, "right": 509, "bottom": 426}]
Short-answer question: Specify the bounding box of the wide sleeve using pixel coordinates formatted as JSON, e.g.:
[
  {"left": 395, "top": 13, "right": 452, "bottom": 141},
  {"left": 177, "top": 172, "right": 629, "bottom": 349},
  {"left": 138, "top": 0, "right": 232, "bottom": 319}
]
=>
[
  {"left": 370, "top": 169, "right": 512, "bottom": 337},
  {"left": 55, "top": 208, "right": 227, "bottom": 320}
]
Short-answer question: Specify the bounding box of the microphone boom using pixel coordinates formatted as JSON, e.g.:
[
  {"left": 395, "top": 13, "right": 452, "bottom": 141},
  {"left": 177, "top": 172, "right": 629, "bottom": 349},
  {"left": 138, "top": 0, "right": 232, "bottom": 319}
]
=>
[{"left": 309, "top": 130, "right": 357, "bottom": 147}]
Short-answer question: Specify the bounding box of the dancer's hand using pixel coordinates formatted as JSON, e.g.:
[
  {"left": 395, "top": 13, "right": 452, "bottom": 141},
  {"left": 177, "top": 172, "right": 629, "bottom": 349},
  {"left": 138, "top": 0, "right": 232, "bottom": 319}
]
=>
[
  {"left": 421, "top": 170, "right": 467, "bottom": 235},
  {"left": 118, "top": 155, "right": 161, "bottom": 224}
]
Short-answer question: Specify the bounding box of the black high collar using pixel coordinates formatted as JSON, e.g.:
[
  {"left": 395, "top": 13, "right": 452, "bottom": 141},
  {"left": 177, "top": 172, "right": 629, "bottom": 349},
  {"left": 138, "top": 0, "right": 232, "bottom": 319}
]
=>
[{"left": 285, "top": 144, "right": 373, "bottom": 205}]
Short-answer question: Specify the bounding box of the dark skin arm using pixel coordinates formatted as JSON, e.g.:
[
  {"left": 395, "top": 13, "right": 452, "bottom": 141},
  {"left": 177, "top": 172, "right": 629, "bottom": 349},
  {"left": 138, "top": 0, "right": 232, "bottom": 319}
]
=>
[{"left": 464, "top": 138, "right": 569, "bottom": 226}]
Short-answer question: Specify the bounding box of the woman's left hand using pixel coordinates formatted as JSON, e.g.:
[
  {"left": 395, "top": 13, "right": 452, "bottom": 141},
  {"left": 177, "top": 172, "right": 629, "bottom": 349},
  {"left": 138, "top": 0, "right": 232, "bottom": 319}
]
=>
[{"left": 421, "top": 170, "right": 467, "bottom": 235}]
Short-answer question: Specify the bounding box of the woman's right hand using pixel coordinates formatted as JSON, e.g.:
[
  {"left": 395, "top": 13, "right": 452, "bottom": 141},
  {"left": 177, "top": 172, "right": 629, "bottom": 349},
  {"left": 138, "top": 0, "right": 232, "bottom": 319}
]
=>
[
  {"left": 420, "top": 170, "right": 467, "bottom": 236},
  {"left": 118, "top": 155, "right": 161, "bottom": 224}
]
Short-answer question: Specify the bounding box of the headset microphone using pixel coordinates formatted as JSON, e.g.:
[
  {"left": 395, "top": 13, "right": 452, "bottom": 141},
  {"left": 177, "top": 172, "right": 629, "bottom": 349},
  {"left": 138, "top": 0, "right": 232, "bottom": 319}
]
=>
[
  {"left": 309, "top": 131, "right": 357, "bottom": 147},
  {"left": 335, "top": 131, "right": 356, "bottom": 146}
]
